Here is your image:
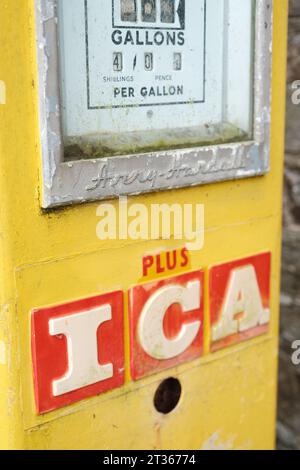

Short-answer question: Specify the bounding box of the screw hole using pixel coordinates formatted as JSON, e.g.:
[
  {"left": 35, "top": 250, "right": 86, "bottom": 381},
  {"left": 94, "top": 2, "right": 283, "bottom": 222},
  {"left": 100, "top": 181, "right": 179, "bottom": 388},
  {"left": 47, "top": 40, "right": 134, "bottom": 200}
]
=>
[{"left": 154, "top": 377, "right": 182, "bottom": 414}]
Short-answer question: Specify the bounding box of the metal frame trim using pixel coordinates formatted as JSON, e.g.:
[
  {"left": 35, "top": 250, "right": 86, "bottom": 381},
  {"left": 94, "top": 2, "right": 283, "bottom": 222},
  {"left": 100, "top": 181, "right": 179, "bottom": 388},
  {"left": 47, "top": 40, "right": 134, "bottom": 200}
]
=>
[{"left": 35, "top": 0, "right": 273, "bottom": 208}]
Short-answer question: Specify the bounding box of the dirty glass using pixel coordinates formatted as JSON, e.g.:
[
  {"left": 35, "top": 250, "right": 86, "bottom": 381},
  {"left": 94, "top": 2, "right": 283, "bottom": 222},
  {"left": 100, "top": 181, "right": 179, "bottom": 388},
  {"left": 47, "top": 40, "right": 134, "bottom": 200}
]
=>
[{"left": 57, "top": 0, "right": 255, "bottom": 161}]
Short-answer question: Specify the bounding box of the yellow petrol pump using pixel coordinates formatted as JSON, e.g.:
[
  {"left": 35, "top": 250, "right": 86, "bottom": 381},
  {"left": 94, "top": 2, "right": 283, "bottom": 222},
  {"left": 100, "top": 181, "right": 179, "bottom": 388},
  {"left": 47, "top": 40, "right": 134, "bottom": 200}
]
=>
[{"left": 0, "top": 0, "right": 287, "bottom": 450}]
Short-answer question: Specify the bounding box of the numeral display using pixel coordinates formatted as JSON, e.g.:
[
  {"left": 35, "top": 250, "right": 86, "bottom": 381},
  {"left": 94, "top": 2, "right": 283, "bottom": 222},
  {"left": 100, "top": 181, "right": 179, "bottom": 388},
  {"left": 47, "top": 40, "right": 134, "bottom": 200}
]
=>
[
  {"left": 121, "top": 0, "right": 137, "bottom": 22},
  {"left": 161, "top": 0, "right": 175, "bottom": 23},
  {"left": 113, "top": 52, "right": 123, "bottom": 71},
  {"left": 141, "top": 0, "right": 156, "bottom": 23},
  {"left": 120, "top": 0, "right": 177, "bottom": 24},
  {"left": 173, "top": 52, "right": 182, "bottom": 71},
  {"left": 144, "top": 53, "right": 153, "bottom": 71},
  {"left": 112, "top": 51, "right": 184, "bottom": 72}
]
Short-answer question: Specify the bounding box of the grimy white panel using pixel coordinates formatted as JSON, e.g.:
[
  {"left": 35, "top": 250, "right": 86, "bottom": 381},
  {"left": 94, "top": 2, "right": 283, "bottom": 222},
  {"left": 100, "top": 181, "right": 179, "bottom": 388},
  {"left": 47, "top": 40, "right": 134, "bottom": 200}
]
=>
[{"left": 57, "top": 0, "right": 253, "bottom": 138}]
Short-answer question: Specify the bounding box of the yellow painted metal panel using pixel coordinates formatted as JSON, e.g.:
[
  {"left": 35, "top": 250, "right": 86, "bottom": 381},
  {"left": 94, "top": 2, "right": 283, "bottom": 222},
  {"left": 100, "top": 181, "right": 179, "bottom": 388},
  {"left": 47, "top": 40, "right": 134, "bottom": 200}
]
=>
[{"left": 0, "top": 0, "right": 287, "bottom": 450}]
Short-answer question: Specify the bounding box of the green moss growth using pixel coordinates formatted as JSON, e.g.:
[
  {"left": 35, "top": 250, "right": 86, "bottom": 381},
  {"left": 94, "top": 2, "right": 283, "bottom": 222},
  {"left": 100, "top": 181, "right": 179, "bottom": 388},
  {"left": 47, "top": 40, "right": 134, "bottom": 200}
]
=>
[{"left": 64, "top": 125, "right": 249, "bottom": 162}]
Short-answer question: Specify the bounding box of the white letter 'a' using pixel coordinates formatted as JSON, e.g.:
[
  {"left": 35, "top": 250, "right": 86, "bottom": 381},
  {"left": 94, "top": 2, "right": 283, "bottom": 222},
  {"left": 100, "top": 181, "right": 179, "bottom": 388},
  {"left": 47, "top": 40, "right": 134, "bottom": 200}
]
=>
[
  {"left": 212, "top": 265, "right": 270, "bottom": 342},
  {"left": 138, "top": 281, "right": 201, "bottom": 360},
  {"left": 49, "top": 306, "right": 113, "bottom": 397}
]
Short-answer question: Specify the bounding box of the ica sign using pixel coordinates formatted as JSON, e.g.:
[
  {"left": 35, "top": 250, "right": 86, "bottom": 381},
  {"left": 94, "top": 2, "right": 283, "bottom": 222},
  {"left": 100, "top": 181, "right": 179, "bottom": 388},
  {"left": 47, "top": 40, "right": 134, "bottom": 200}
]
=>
[{"left": 31, "top": 252, "right": 271, "bottom": 414}]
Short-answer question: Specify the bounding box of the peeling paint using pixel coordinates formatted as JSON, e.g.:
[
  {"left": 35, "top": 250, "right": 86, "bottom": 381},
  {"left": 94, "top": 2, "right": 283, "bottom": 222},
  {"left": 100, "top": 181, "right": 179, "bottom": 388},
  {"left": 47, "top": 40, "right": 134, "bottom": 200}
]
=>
[
  {"left": 201, "top": 432, "right": 236, "bottom": 450},
  {"left": 201, "top": 432, "right": 253, "bottom": 450},
  {"left": 0, "top": 341, "right": 7, "bottom": 365},
  {"left": 0, "top": 80, "right": 6, "bottom": 104}
]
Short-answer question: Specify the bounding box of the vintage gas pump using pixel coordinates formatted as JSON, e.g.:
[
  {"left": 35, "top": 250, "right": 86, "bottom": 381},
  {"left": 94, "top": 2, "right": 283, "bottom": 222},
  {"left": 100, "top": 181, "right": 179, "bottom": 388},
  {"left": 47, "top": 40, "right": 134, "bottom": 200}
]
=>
[{"left": 0, "top": 0, "right": 287, "bottom": 450}]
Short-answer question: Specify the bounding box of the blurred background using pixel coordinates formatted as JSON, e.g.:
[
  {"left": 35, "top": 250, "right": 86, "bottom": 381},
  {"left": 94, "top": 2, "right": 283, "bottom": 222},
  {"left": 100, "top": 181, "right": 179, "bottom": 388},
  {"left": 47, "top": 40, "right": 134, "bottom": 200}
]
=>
[{"left": 277, "top": 0, "right": 300, "bottom": 450}]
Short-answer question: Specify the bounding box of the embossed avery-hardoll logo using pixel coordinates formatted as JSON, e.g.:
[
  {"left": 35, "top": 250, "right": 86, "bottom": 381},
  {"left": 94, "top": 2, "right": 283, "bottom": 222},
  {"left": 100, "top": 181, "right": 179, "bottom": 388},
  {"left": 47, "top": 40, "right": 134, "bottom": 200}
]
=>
[{"left": 113, "top": 0, "right": 186, "bottom": 29}]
